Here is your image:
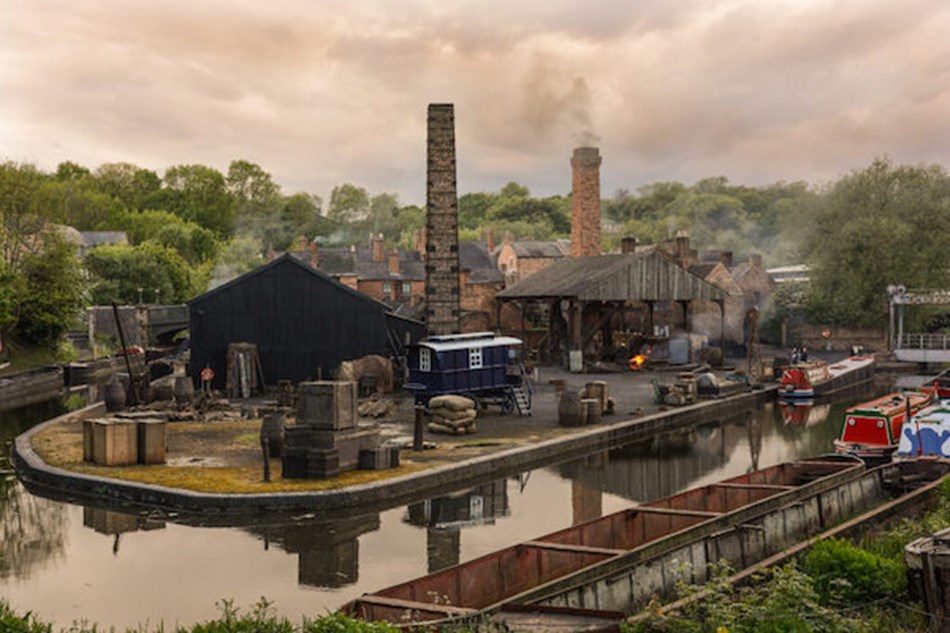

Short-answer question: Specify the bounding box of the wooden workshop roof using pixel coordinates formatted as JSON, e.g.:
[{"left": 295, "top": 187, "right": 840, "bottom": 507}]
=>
[{"left": 496, "top": 247, "right": 728, "bottom": 302}]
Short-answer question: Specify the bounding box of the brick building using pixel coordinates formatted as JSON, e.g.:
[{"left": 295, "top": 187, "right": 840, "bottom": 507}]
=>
[{"left": 495, "top": 238, "right": 570, "bottom": 284}]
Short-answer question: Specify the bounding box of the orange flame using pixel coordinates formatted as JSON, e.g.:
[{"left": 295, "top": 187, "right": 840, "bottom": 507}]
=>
[{"left": 629, "top": 354, "right": 646, "bottom": 370}]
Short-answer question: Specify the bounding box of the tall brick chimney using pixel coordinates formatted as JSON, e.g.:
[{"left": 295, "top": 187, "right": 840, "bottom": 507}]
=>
[
  {"left": 570, "top": 146, "right": 602, "bottom": 258},
  {"left": 388, "top": 248, "right": 400, "bottom": 275},
  {"left": 424, "top": 103, "right": 461, "bottom": 335},
  {"left": 371, "top": 233, "right": 384, "bottom": 263}
]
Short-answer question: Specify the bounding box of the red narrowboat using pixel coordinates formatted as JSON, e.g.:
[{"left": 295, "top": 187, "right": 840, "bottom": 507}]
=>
[{"left": 833, "top": 390, "right": 933, "bottom": 462}]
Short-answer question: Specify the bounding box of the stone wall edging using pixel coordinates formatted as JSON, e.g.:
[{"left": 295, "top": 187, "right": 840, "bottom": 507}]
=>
[{"left": 15, "top": 387, "right": 779, "bottom": 515}]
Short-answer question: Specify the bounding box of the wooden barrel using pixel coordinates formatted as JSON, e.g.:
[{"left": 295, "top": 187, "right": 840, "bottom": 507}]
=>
[
  {"left": 558, "top": 391, "right": 584, "bottom": 427},
  {"left": 150, "top": 382, "right": 174, "bottom": 402},
  {"left": 260, "top": 412, "right": 286, "bottom": 458},
  {"left": 104, "top": 381, "right": 126, "bottom": 412},
  {"left": 581, "top": 398, "right": 602, "bottom": 425},
  {"left": 173, "top": 376, "right": 194, "bottom": 406}
]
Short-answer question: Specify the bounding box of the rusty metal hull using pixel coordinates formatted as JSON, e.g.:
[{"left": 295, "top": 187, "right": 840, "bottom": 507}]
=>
[{"left": 344, "top": 454, "right": 927, "bottom": 627}]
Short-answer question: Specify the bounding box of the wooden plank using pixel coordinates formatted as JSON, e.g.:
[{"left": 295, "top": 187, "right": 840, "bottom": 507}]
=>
[
  {"left": 357, "top": 595, "right": 477, "bottom": 615},
  {"left": 633, "top": 506, "right": 723, "bottom": 518},
  {"left": 711, "top": 483, "right": 795, "bottom": 491},
  {"left": 521, "top": 541, "right": 625, "bottom": 557}
]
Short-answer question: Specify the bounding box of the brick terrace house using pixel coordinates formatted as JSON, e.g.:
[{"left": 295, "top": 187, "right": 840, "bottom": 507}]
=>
[
  {"left": 459, "top": 241, "right": 505, "bottom": 332},
  {"left": 278, "top": 235, "right": 426, "bottom": 311},
  {"left": 495, "top": 238, "right": 571, "bottom": 284}
]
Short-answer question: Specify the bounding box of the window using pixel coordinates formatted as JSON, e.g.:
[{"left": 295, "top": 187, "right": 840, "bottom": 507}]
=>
[
  {"left": 419, "top": 348, "right": 431, "bottom": 372},
  {"left": 402, "top": 282, "right": 412, "bottom": 296},
  {"left": 469, "top": 347, "right": 483, "bottom": 369},
  {"left": 382, "top": 282, "right": 392, "bottom": 298}
]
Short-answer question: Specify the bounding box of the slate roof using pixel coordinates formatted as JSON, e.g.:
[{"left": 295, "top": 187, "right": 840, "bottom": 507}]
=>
[
  {"left": 460, "top": 241, "right": 504, "bottom": 284},
  {"left": 287, "top": 247, "right": 426, "bottom": 281},
  {"left": 509, "top": 239, "right": 570, "bottom": 258},
  {"left": 80, "top": 231, "right": 128, "bottom": 247},
  {"left": 497, "top": 247, "right": 727, "bottom": 302}
]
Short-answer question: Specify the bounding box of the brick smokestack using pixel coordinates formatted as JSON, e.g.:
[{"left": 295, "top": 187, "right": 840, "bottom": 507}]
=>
[
  {"left": 424, "top": 103, "right": 461, "bottom": 335},
  {"left": 388, "top": 248, "right": 400, "bottom": 275},
  {"left": 371, "top": 233, "right": 384, "bottom": 263},
  {"left": 570, "top": 147, "right": 602, "bottom": 257}
]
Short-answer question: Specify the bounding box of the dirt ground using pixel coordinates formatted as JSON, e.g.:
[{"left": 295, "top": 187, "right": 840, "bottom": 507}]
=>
[{"left": 30, "top": 354, "right": 788, "bottom": 492}]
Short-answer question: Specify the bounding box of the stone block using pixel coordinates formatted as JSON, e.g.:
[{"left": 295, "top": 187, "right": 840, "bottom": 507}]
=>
[
  {"left": 359, "top": 447, "right": 391, "bottom": 470},
  {"left": 82, "top": 419, "right": 94, "bottom": 462},
  {"left": 136, "top": 419, "right": 166, "bottom": 464},
  {"left": 581, "top": 398, "right": 602, "bottom": 425},
  {"left": 389, "top": 446, "right": 400, "bottom": 468},
  {"left": 92, "top": 419, "right": 138, "bottom": 466},
  {"left": 296, "top": 381, "right": 356, "bottom": 430},
  {"left": 558, "top": 392, "right": 584, "bottom": 427}
]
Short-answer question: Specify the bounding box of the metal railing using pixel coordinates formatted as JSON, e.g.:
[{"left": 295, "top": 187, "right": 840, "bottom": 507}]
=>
[{"left": 899, "top": 333, "right": 950, "bottom": 350}]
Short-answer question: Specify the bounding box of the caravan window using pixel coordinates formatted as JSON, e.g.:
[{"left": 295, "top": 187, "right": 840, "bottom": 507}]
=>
[
  {"left": 469, "top": 347, "right": 483, "bottom": 369},
  {"left": 419, "top": 348, "right": 431, "bottom": 372}
]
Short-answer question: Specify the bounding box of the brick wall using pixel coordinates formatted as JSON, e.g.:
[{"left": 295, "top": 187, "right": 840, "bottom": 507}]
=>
[{"left": 425, "top": 104, "right": 461, "bottom": 335}]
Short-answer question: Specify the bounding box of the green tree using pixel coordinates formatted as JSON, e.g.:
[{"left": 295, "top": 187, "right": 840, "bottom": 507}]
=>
[
  {"left": 84, "top": 242, "right": 198, "bottom": 304},
  {"left": 459, "top": 191, "right": 496, "bottom": 230},
  {"left": 92, "top": 162, "right": 161, "bottom": 211},
  {"left": 14, "top": 235, "right": 86, "bottom": 347},
  {"left": 802, "top": 158, "right": 950, "bottom": 326},
  {"left": 0, "top": 162, "right": 48, "bottom": 269},
  {"left": 327, "top": 183, "right": 370, "bottom": 225},
  {"left": 162, "top": 164, "right": 236, "bottom": 236}
]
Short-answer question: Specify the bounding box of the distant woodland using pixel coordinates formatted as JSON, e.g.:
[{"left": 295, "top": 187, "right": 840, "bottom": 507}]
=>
[{"left": 2, "top": 156, "right": 949, "bottom": 352}]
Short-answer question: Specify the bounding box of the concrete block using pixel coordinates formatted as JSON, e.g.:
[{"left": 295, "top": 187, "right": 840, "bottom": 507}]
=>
[
  {"left": 296, "top": 381, "right": 356, "bottom": 430},
  {"left": 92, "top": 419, "right": 138, "bottom": 466},
  {"left": 136, "top": 419, "right": 166, "bottom": 464}
]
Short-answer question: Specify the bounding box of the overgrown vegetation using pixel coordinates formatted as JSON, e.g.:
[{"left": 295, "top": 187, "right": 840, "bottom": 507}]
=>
[
  {"left": 628, "top": 478, "right": 950, "bottom": 633},
  {"left": 0, "top": 598, "right": 401, "bottom": 633}
]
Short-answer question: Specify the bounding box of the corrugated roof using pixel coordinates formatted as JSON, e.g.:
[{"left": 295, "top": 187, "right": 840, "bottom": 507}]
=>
[{"left": 496, "top": 247, "right": 728, "bottom": 302}]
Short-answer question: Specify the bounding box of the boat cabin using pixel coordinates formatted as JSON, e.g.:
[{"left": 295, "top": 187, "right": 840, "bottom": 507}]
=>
[
  {"left": 898, "top": 400, "right": 950, "bottom": 457},
  {"left": 834, "top": 390, "right": 932, "bottom": 461}
]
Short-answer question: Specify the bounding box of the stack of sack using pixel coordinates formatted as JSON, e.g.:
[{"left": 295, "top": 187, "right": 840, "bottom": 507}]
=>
[{"left": 427, "top": 395, "right": 478, "bottom": 435}]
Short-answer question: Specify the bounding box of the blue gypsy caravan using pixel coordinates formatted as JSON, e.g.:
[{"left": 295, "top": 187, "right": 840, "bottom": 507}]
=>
[{"left": 404, "top": 332, "right": 532, "bottom": 415}]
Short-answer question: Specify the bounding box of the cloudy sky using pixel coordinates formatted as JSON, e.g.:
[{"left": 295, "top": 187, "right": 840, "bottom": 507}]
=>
[{"left": 3, "top": 0, "right": 949, "bottom": 205}]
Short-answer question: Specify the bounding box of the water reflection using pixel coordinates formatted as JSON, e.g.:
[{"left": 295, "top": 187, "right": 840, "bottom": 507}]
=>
[{"left": 3, "top": 378, "right": 894, "bottom": 630}]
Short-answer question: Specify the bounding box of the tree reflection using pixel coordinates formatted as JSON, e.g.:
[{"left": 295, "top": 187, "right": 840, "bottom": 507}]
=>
[{"left": 0, "top": 478, "right": 69, "bottom": 580}]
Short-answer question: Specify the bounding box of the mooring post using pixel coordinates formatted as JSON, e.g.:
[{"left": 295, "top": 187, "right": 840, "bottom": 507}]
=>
[
  {"left": 262, "top": 437, "right": 271, "bottom": 482},
  {"left": 413, "top": 405, "right": 425, "bottom": 451}
]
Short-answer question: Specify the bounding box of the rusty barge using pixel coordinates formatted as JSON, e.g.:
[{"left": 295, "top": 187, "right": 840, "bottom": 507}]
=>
[{"left": 344, "top": 455, "right": 950, "bottom": 629}]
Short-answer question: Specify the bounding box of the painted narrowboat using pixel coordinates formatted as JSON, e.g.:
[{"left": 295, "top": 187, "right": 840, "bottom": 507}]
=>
[
  {"left": 403, "top": 332, "right": 532, "bottom": 415},
  {"left": 833, "top": 390, "right": 933, "bottom": 462},
  {"left": 778, "top": 355, "right": 874, "bottom": 398},
  {"left": 898, "top": 399, "right": 950, "bottom": 457}
]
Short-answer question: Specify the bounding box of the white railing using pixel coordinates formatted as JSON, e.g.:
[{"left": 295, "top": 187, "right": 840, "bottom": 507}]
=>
[{"left": 900, "top": 333, "right": 950, "bottom": 350}]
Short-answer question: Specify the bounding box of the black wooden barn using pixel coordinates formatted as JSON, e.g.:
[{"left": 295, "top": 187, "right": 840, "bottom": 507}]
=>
[{"left": 188, "top": 254, "right": 425, "bottom": 388}]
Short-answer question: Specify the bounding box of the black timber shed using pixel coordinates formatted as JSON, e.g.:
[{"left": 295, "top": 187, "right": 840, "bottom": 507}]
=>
[{"left": 188, "top": 254, "right": 425, "bottom": 389}]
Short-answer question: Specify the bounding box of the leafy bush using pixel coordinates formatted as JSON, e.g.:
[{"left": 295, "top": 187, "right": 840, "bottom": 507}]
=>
[{"left": 802, "top": 537, "right": 906, "bottom": 605}]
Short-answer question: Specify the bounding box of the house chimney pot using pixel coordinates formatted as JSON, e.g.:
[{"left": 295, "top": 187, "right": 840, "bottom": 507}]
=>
[
  {"left": 751, "top": 253, "right": 762, "bottom": 268},
  {"left": 389, "top": 248, "right": 400, "bottom": 275},
  {"left": 310, "top": 241, "right": 319, "bottom": 269},
  {"left": 372, "top": 234, "right": 385, "bottom": 263},
  {"left": 487, "top": 227, "right": 495, "bottom": 253},
  {"left": 674, "top": 231, "right": 690, "bottom": 268},
  {"left": 720, "top": 251, "right": 733, "bottom": 269},
  {"left": 620, "top": 235, "right": 637, "bottom": 254}
]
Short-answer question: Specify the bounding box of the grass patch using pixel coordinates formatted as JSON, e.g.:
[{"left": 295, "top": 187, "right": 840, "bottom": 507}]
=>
[{"left": 30, "top": 419, "right": 434, "bottom": 494}]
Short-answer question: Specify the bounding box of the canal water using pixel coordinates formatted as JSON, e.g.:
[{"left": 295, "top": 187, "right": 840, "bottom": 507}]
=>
[{"left": 1, "top": 379, "right": 891, "bottom": 630}]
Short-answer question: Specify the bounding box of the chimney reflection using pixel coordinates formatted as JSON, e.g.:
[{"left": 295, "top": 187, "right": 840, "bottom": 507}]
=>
[{"left": 406, "top": 479, "right": 509, "bottom": 573}]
